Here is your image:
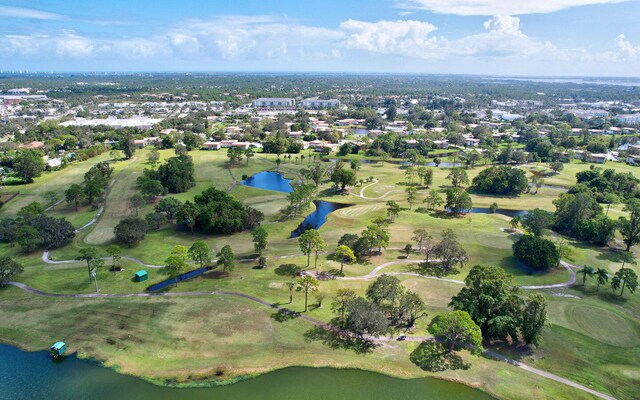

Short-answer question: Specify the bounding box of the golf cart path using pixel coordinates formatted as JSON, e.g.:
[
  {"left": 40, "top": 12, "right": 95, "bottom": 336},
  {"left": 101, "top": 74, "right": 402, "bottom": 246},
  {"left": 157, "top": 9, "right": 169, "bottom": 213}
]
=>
[
  {"left": 5, "top": 281, "right": 616, "bottom": 400},
  {"left": 350, "top": 179, "right": 397, "bottom": 200},
  {"left": 40, "top": 249, "right": 578, "bottom": 289}
]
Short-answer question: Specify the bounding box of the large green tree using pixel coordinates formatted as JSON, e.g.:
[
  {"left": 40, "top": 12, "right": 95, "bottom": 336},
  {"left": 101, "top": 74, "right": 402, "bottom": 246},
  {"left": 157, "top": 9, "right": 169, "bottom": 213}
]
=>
[
  {"left": 520, "top": 294, "right": 548, "bottom": 347},
  {"left": 216, "top": 245, "right": 235, "bottom": 272},
  {"left": 114, "top": 217, "right": 147, "bottom": 246},
  {"left": 618, "top": 199, "right": 640, "bottom": 251},
  {"left": 445, "top": 187, "right": 472, "bottom": 215},
  {"left": 344, "top": 297, "right": 389, "bottom": 338},
  {"left": 251, "top": 226, "right": 269, "bottom": 256},
  {"left": 65, "top": 184, "right": 85, "bottom": 211},
  {"left": 429, "top": 310, "right": 483, "bottom": 354},
  {"left": 513, "top": 235, "right": 560, "bottom": 270},
  {"left": 334, "top": 245, "right": 356, "bottom": 273},
  {"left": 331, "top": 288, "right": 356, "bottom": 328},
  {"left": 14, "top": 149, "right": 45, "bottom": 183},
  {"left": 188, "top": 241, "right": 212, "bottom": 268},
  {"left": 446, "top": 168, "right": 469, "bottom": 188},
  {"left": 449, "top": 265, "right": 523, "bottom": 340},
  {"left": 0, "top": 256, "right": 23, "bottom": 287},
  {"left": 522, "top": 209, "right": 555, "bottom": 237}
]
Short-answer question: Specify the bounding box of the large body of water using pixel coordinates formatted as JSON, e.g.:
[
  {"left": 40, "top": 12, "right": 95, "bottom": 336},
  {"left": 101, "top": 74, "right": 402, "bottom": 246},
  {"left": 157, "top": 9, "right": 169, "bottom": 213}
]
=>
[
  {"left": 241, "top": 171, "right": 293, "bottom": 193},
  {"left": 0, "top": 344, "right": 492, "bottom": 400}
]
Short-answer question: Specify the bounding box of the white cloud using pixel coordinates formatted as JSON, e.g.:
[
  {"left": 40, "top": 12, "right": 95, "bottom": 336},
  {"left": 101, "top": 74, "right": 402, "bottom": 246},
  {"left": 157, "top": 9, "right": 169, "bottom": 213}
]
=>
[
  {"left": 166, "top": 15, "right": 344, "bottom": 59},
  {"left": 616, "top": 34, "right": 639, "bottom": 58},
  {"left": 0, "top": 5, "right": 65, "bottom": 20},
  {"left": 341, "top": 20, "right": 439, "bottom": 57},
  {"left": 340, "top": 16, "right": 563, "bottom": 60},
  {"left": 0, "top": 12, "right": 637, "bottom": 75},
  {"left": 398, "top": 0, "right": 628, "bottom": 15}
]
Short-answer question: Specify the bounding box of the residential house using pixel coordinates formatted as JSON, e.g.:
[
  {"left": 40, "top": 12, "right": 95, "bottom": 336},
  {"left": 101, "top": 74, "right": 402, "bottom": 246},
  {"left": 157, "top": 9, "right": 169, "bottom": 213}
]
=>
[{"left": 202, "top": 141, "right": 221, "bottom": 150}]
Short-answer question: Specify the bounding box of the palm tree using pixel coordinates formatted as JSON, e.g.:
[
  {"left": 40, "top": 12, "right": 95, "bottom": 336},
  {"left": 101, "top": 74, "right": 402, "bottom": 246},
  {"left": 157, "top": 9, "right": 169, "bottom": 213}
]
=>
[
  {"left": 595, "top": 268, "right": 609, "bottom": 291},
  {"left": 578, "top": 265, "right": 595, "bottom": 287}
]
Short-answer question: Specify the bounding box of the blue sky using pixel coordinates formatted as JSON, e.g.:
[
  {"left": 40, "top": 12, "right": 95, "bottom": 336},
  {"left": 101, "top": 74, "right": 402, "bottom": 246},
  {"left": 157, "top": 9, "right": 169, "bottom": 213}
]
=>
[{"left": 1, "top": 0, "right": 639, "bottom": 76}]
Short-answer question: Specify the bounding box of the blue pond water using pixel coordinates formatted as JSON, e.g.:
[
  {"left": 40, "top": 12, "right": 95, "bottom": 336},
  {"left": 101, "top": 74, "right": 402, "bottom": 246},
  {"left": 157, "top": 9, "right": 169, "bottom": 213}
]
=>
[
  {"left": 472, "top": 208, "right": 528, "bottom": 218},
  {"left": 0, "top": 344, "right": 492, "bottom": 400},
  {"left": 241, "top": 171, "right": 293, "bottom": 193},
  {"left": 146, "top": 267, "right": 209, "bottom": 292},
  {"left": 393, "top": 161, "right": 462, "bottom": 167},
  {"left": 291, "top": 201, "right": 351, "bottom": 238},
  {"left": 446, "top": 207, "right": 528, "bottom": 218},
  {"left": 353, "top": 128, "right": 369, "bottom": 136}
]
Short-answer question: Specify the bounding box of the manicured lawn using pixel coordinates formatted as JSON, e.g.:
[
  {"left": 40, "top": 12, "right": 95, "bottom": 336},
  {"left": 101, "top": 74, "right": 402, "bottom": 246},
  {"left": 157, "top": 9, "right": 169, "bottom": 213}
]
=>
[
  {"left": 2, "top": 148, "right": 639, "bottom": 400},
  {"left": 0, "top": 152, "right": 114, "bottom": 218}
]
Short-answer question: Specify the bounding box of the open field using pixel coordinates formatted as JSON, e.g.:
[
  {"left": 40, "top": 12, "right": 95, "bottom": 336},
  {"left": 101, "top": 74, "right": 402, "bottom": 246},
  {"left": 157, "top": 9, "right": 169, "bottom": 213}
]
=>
[{"left": 1, "top": 149, "right": 639, "bottom": 399}]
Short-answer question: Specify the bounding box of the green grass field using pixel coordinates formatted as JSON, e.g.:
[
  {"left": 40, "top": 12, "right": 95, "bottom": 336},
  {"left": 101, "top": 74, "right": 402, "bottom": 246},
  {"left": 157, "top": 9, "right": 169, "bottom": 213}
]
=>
[{"left": 1, "top": 149, "right": 639, "bottom": 399}]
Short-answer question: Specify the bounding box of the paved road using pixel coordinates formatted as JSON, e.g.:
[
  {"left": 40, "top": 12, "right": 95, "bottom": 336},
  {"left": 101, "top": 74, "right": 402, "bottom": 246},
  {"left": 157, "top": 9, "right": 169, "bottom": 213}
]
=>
[{"left": 5, "top": 280, "right": 616, "bottom": 400}]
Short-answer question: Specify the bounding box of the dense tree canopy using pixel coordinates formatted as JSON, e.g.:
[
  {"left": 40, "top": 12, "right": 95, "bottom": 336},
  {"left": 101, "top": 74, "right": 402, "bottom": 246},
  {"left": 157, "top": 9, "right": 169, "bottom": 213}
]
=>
[
  {"left": 167, "top": 188, "right": 263, "bottom": 234},
  {"left": 471, "top": 166, "right": 528, "bottom": 195},
  {"left": 144, "top": 155, "right": 195, "bottom": 193},
  {"left": 513, "top": 235, "right": 560, "bottom": 270},
  {"left": 114, "top": 217, "right": 147, "bottom": 246}
]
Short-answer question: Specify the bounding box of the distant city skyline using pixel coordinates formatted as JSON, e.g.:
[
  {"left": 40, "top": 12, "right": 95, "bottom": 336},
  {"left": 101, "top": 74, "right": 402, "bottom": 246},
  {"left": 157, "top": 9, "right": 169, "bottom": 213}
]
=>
[{"left": 1, "top": 0, "right": 639, "bottom": 76}]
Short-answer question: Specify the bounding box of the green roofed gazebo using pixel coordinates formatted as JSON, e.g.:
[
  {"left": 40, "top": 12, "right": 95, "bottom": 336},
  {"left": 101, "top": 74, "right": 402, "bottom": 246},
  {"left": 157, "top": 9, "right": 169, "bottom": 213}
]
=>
[
  {"left": 51, "top": 342, "right": 66, "bottom": 358},
  {"left": 134, "top": 270, "right": 148, "bottom": 282}
]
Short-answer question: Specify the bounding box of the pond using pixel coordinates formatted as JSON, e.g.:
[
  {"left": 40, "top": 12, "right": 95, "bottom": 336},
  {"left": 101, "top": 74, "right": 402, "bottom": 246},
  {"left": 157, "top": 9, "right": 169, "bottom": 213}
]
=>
[
  {"left": 0, "top": 344, "right": 493, "bottom": 400},
  {"left": 444, "top": 208, "right": 528, "bottom": 218},
  {"left": 471, "top": 208, "right": 528, "bottom": 218},
  {"left": 146, "top": 267, "right": 209, "bottom": 292},
  {"left": 291, "top": 200, "right": 352, "bottom": 238},
  {"left": 241, "top": 171, "right": 293, "bottom": 193}
]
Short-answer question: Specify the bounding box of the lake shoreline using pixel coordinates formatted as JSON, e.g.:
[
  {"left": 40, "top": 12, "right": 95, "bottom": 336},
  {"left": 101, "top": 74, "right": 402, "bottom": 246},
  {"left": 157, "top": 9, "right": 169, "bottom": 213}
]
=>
[{"left": 0, "top": 341, "right": 497, "bottom": 399}]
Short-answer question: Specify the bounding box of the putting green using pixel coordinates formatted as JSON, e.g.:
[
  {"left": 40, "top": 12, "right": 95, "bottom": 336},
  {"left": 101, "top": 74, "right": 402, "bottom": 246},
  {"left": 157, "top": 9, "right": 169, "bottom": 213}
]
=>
[{"left": 566, "top": 304, "right": 639, "bottom": 347}]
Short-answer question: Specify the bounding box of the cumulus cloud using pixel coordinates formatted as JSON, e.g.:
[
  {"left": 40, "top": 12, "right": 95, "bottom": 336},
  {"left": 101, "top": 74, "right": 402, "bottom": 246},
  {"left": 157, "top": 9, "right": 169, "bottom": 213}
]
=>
[
  {"left": 616, "top": 34, "right": 639, "bottom": 58},
  {"left": 340, "top": 16, "right": 562, "bottom": 60},
  {"left": 398, "top": 0, "right": 628, "bottom": 15},
  {"left": 341, "top": 20, "right": 439, "bottom": 57},
  {"left": 0, "top": 6, "right": 65, "bottom": 20},
  {"left": 0, "top": 11, "right": 635, "bottom": 75}
]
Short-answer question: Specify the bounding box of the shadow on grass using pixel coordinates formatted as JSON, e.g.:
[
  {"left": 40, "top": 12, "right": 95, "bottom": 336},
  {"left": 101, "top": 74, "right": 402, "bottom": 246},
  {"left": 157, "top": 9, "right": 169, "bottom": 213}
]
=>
[
  {"left": 571, "top": 284, "right": 631, "bottom": 303},
  {"left": 303, "top": 325, "right": 376, "bottom": 354},
  {"left": 410, "top": 341, "right": 470, "bottom": 372},
  {"left": 408, "top": 262, "right": 460, "bottom": 278},
  {"left": 202, "top": 270, "right": 230, "bottom": 279},
  {"left": 483, "top": 340, "right": 529, "bottom": 362},
  {"left": 428, "top": 210, "right": 464, "bottom": 220},
  {"left": 274, "top": 264, "right": 302, "bottom": 277},
  {"left": 270, "top": 309, "right": 300, "bottom": 323}
]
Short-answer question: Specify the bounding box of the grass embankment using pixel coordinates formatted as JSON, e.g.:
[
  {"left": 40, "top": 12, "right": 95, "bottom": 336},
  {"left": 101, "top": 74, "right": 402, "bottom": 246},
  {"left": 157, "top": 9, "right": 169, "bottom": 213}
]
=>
[{"left": 0, "top": 286, "right": 605, "bottom": 400}]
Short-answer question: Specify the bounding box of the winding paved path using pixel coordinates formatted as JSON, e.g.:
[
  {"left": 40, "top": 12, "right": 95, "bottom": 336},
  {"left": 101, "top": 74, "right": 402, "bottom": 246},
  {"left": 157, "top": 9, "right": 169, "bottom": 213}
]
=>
[
  {"left": 338, "top": 258, "right": 578, "bottom": 291},
  {"left": 4, "top": 280, "right": 616, "bottom": 400},
  {"left": 350, "top": 179, "right": 397, "bottom": 200}
]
